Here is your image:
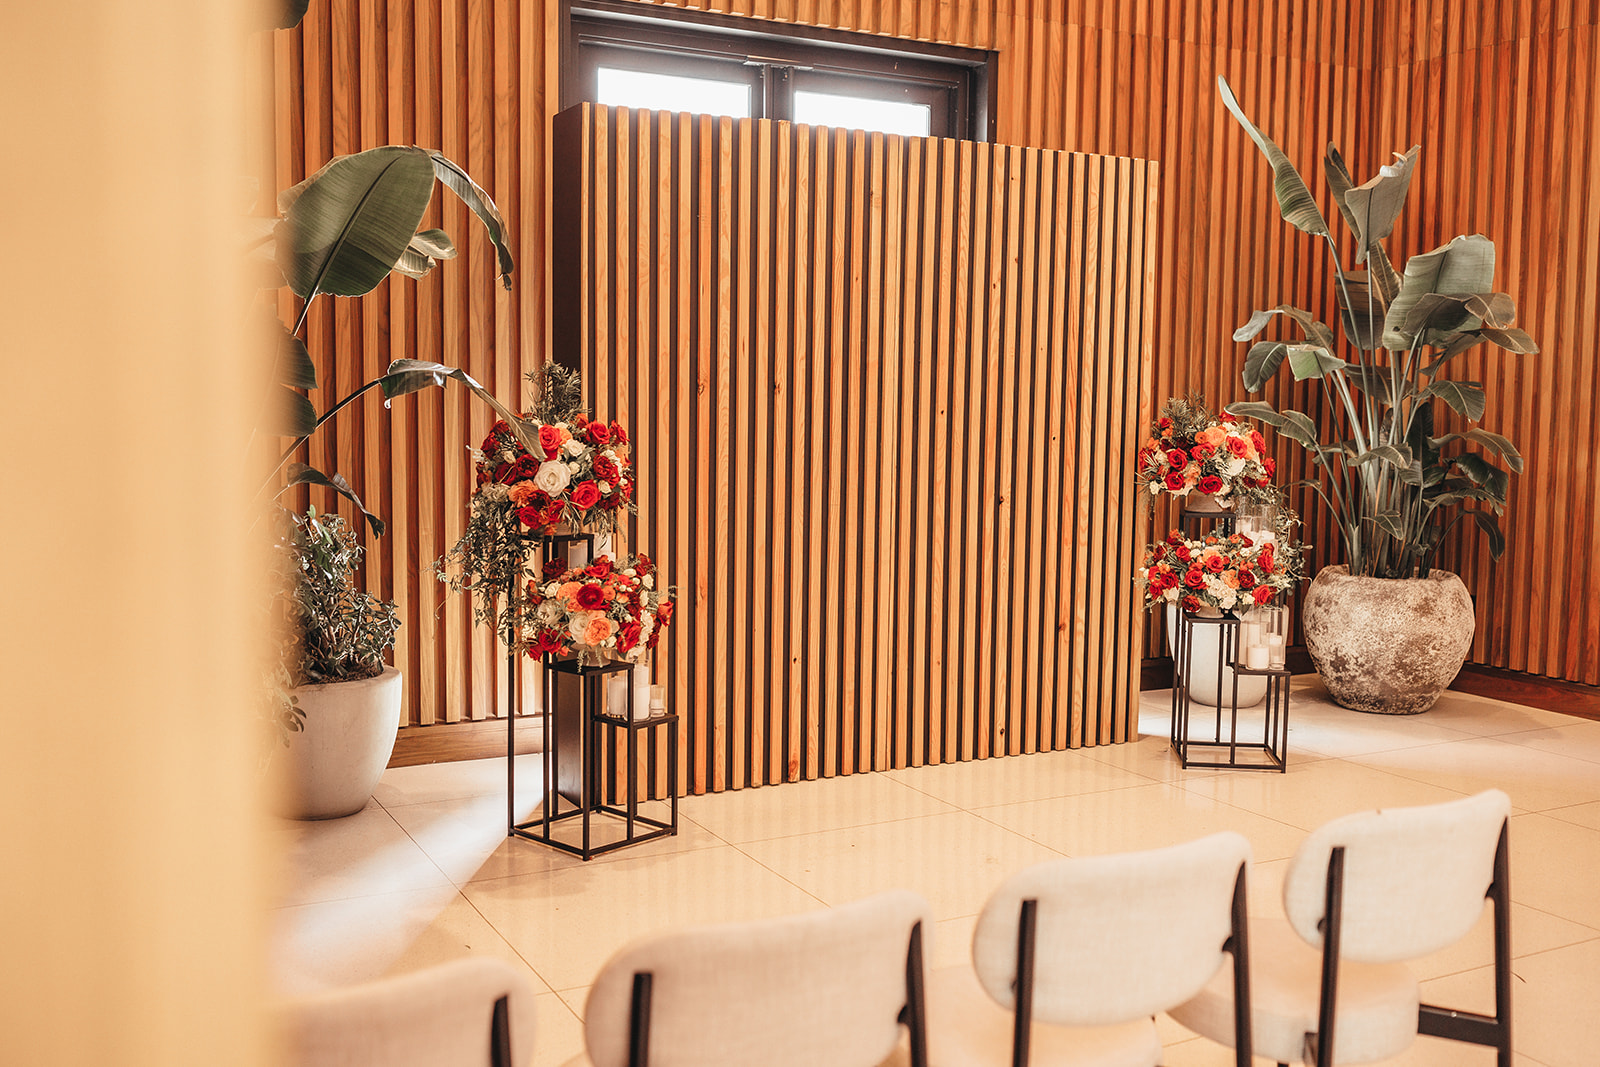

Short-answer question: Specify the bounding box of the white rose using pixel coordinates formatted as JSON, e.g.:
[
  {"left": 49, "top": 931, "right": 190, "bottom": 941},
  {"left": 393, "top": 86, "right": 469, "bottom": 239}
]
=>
[
  {"left": 538, "top": 600, "right": 563, "bottom": 625},
  {"left": 1149, "top": 483, "right": 1160, "bottom": 494},
  {"left": 534, "top": 460, "right": 571, "bottom": 495},
  {"left": 623, "top": 568, "right": 636, "bottom": 578},
  {"left": 568, "top": 611, "right": 599, "bottom": 644},
  {"left": 1225, "top": 456, "right": 1247, "bottom": 477},
  {"left": 642, "top": 575, "right": 654, "bottom": 589},
  {"left": 563, "top": 438, "right": 585, "bottom": 457},
  {"left": 599, "top": 481, "right": 611, "bottom": 494},
  {"left": 567, "top": 461, "right": 580, "bottom": 474}
]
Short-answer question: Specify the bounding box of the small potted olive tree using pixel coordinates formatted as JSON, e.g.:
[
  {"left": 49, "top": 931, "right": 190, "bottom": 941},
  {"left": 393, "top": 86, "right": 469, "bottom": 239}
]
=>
[{"left": 271, "top": 508, "right": 402, "bottom": 819}]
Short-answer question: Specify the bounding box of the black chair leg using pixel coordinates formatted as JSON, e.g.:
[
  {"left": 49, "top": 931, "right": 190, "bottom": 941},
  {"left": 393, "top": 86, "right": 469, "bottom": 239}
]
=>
[
  {"left": 490, "top": 994, "right": 511, "bottom": 1067},
  {"left": 1224, "top": 862, "right": 1253, "bottom": 1067},
  {"left": 1311, "top": 846, "right": 1346, "bottom": 1067},
  {"left": 900, "top": 921, "right": 929, "bottom": 1067},
  {"left": 628, "top": 972, "right": 653, "bottom": 1067},
  {"left": 1012, "top": 899, "right": 1038, "bottom": 1067}
]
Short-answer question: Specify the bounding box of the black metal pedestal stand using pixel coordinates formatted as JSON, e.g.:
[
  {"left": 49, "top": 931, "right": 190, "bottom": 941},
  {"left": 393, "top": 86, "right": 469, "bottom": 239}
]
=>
[{"left": 504, "top": 531, "right": 679, "bottom": 860}]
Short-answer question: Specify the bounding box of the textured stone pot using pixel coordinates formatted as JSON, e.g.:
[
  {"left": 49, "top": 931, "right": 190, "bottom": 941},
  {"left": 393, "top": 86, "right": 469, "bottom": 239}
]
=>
[
  {"left": 273, "top": 666, "right": 403, "bottom": 819},
  {"left": 1301, "top": 566, "right": 1474, "bottom": 715},
  {"left": 1166, "top": 605, "right": 1267, "bottom": 709}
]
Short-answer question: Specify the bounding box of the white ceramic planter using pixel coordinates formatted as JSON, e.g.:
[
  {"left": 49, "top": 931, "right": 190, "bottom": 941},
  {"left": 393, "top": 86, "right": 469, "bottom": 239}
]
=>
[
  {"left": 274, "top": 666, "right": 403, "bottom": 819},
  {"left": 1166, "top": 605, "right": 1267, "bottom": 709}
]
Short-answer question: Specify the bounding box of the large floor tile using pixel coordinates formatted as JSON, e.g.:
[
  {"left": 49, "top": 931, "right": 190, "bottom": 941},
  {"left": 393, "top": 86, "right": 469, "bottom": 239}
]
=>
[
  {"left": 678, "top": 771, "right": 956, "bottom": 843},
  {"left": 1508, "top": 813, "right": 1600, "bottom": 928},
  {"left": 272, "top": 802, "right": 452, "bottom": 907},
  {"left": 1081, "top": 731, "right": 1239, "bottom": 784},
  {"left": 462, "top": 845, "right": 821, "bottom": 990},
  {"left": 737, "top": 810, "right": 1061, "bottom": 919},
  {"left": 1545, "top": 800, "right": 1600, "bottom": 831},
  {"left": 1486, "top": 939, "right": 1600, "bottom": 1067},
  {"left": 373, "top": 753, "right": 546, "bottom": 808},
  {"left": 1281, "top": 698, "right": 1476, "bottom": 760},
  {"left": 973, "top": 782, "right": 1307, "bottom": 863},
  {"left": 884, "top": 748, "right": 1158, "bottom": 808},
  {"left": 532, "top": 991, "right": 586, "bottom": 1067},
  {"left": 387, "top": 792, "right": 721, "bottom": 884},
  {"left": 270, "top": 884, "right": 549, "bottom": 998},
  {"left": 1178, "top": 757, "right": 1469, "bottom": 832},
  {"left": 1413, "top": 691, "right": 1578, "bottom": 738},
  {"left": 1499, "top": 719, "right": 1600, "bottom": 767},
  {"left": 1352, "top": 736, "right": 1600, "bottom": 814}
]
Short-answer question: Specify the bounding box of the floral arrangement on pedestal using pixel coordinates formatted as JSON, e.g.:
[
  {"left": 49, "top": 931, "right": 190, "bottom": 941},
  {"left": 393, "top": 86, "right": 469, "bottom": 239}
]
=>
[
  {"left": 1135, "top": 395, "right": 1276, "bottom": 509},
  {"left": 523, "top": 553, "right": 675, "bottom": 665},
  {"left": 437, "top": 365, "right": 637, "bottom": 649},
  {"left": 1138, "top": 519, "right": 1307, "bottom": 616}
]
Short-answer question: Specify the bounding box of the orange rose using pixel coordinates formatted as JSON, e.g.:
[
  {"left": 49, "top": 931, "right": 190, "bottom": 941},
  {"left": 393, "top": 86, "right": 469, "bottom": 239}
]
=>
[{"left": 581, "top": 615, "right": 616, "bottom": 646}]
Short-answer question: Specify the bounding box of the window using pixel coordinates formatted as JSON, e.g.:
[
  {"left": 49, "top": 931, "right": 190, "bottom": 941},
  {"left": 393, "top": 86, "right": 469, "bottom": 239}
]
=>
[{"left": 564, "top": 1, "right": 994, "bottom": 141}]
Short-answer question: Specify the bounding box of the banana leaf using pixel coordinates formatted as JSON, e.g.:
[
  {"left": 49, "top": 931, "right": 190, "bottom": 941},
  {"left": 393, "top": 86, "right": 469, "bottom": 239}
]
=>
[
  {"left": 1425, "top": 379, "right": 1487, "bottom": 421},
  {"left": 1382, "top": 235, "right": 1496, "bottom": 350},
  {"left": 1218, "top": 77, "right": 1328, "bottom": 237},
  {"left": 1225, "top": 400, "right": 1321, "bottom": 449},
  {"left": 1337, "top": 270, "right": 1388, "bottom": 349},
  {"left": 282, "top": 464, "right": 385, "bottom": 537},
  {"left": 1343, "top": 147, "right": 1420, "bottom": 263},
  {"left": 427, "top": 151, "right": 515, "bottom": 291},
  {"left": 1434, "top": 428, "right": 1525, "bottom": 473}
]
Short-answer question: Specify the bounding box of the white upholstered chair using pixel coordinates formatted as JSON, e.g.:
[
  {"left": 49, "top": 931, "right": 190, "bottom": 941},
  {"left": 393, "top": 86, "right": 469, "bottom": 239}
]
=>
[
  {"left": 275, "top": 956, "right": 537, "bottom": 1067},
  {"left": 927, "top": 832, "right": 1255, "bottom": 1066},
  {"left": 1168, "top": 788, "right": 1513, "bottom": 1067},
  {"left": 567, "top": 889, "right": 934, "bottom": 1067}
]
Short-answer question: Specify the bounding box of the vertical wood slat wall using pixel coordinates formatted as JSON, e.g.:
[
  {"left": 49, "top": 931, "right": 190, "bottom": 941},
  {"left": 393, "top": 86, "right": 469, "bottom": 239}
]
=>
[
  {"left": 1372, "top": 1, "right": 1600, "bottom": 684},
  {"left": 268, "top": 0, "right": 1600, "bottom": 739},
  {"left": 555, "top": 104, "right": 1158, "bottom": 791}
]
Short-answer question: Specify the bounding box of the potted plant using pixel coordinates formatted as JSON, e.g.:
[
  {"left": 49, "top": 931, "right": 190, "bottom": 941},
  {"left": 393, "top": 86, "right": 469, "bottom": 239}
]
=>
[
  {"left": 1216, "top": 76, "right": 1539, "bottom": 713},
  {"left": 271, "top": 508, "right": 402, "bottom": 819}
]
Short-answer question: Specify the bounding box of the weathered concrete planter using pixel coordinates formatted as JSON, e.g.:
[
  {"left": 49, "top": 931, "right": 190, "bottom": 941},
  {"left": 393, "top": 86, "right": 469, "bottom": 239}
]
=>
[
  {"left": 273, "top": 666, "right": 403, "bottom": 819},
  {"left": 1301, "top": 566, "right": 1474, "bottom": 715}
]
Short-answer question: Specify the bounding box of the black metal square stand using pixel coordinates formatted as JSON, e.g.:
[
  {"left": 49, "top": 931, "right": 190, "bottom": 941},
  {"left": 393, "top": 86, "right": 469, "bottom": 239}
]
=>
[
  {"left": 503, "top": 531, "right": 679, "bottom": 860},
  {"left": 1169, "top": 610, "right": 1291, "bottom": 772}
]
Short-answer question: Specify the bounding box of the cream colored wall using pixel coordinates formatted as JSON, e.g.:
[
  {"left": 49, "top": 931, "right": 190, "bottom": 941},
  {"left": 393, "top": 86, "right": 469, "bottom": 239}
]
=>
[{"left": 1, "top": 4, "right": 270, "bottom": 1065}]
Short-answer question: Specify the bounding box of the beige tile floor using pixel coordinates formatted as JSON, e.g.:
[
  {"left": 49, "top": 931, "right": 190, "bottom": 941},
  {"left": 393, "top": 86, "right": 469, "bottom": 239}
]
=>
[{"left": 271, "top": 677, "right": 1600, "bottom": 1066}]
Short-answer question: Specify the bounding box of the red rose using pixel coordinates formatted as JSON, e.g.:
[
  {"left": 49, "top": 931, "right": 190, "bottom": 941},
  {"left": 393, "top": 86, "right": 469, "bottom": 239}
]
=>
[
  {"left": 508, "top": 455, "right": 540, "bottom": 482},
  {"left": 1164, "top": 470, "right": 1186, "bottom": 492},
  {"left": 1166, "top": 448, "right": 1188, "bottom": 469},
  {"left": 1220, "top": 410, "right": 1237, "bottom": 423},
  {"left": 586, "top": 557, "right": 614, "bottom": 579},
  {"left": 540, "top": 501, "right": 565, "bottom": 527},
  {"left": 527, "top": 629, "right": 567, "bottom": 657},
  {"left": 492, "top": 462, "right": 510, "bottom": 483},
  {"left": 635, "top": 553, "right": 653, "bottom": 575},
  {"left": 1184, "top": 568, "right": 1207, "bottom": 589},
  {"left": 569, "top": 481, "right": 601, "bottom": 509},
  {"left": 1165, "top": 531, "right": 1183, "bottom": 546},
  {"left": 1174, "top": 544, "right": 1192, "bottom": 562},
  {"left": 573, "top": 414, "right": 589, "bottom": 429},
  {"left": 1236, "top": 568, "right": 1257, "bottom": 589},
  {"left": 610, "top": 420, "right": 630, "bottom": 445},
  {"left": 1263, "top": 457, "right": 1277, "bottom": 478},
  {"left": 1181, "top": 594, "right": 1203, "bottom": 613},
  {"left": 575, "top": 583, "right": 607, "bottom": 611},
  {"left": 593, "top": 456, "right": 620, "bottom": 483},
  {"left": 586, "top": 421, "right": 611, "bottom": 447},
  {"left": 1191, "top": 443, "right": 1215, "bottom": 461},
  {"left": 517, "top": 506, "right": 542, "bottom": 528},
  {"left": 1252, "top": 585, "right": 1276, "bottom": 606},
  {"left": 538, "top": 424, "right": 563, "bottom": 459},
  {"left": 1204, "top": 553, "right": 1227, "bottom": 574},
  {"left": 1158, "top": 416, "right": 1173, "bottom": 433},
  {"left": 1227, "top": 436, "right": 1250, "bottom": 458},
  {"left": 617, "top": 620, "right": 642, "bottom": 654},
  {"left": 543, "top": 558, "right": 568, "bottom": 579},
  {"left": 1250, "top": 430, "right": 1266, "bottom": 454},
  {"left": 1198, "top": 475, "right": 1224, "bottom": 495},
  {"left": 621, "top": 478, "right": 635, "bottom": 500},
  {"left": 657, "top": 601, "right": 675, "bottom": 625}
]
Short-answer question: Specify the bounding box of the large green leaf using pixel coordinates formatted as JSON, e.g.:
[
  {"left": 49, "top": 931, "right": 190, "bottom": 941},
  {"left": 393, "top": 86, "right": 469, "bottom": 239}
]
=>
[
  {"left": 1453, "top": 453, "right": 1510, "bottom": 500},
  {"left": 1324, "top": 143, "right": 1363, "bottom": 240},
  {"left": 279, "top": 147, "right": 437, "bottom": 299},
  {"left": 1337, "top": 270, "right": 1388, "bottom": 350},
  {"left": 273, "top": 319, "right": 317, "bottom": 390},
  {"left": 393, "top": 228, "right": 458, "bottom": 280},
  {"left": 1465, "top": 510, "right": 1507, "bottom": 559},
  {"left": 1426, "top": 379, "right": 1487, "bottom": 422},
  {"left": 270, "top": 387, "right": 318, "bottom": 438},
  {"left": 1405, "top": 292, "right": 1483, "bottom": 336},
  {"left": 1344, "top": 361, "right": 1401, "bottom": 405},
  {"left": 1234, "top": 305, "right": 1338, "bottom": 348},
  {"left": 378, "top": 359, "right": 531, "bottom": 453},
  {"left": 1352, "top": 443, "right": 1415, "bottom": 470},
  {"left": 1434, "top": 428, "right": 1525, "bottom": 473},
  {"left": 1382, "top": 235, "right": 1497, "bottom": 350},
  {"left": 1218, "top": 77, "right": 1328, "bottom": 237},
  {"left": 1287, "top": 344, "right": 1346, "bottom": 381},
  {"left": 1343, "top": 147, "right": 1420, "bottom": 263},
  {"left": 1371, "top": 510, "right": 1410, "bottom": 541},
  {"left": 1242, "top": 342, "right": 1291, "bottom": 392},
  {"left": 283, "top": 463, "right": 386, "bottom": 537},
  {"left": 1226, "top": 400, "right": 1321, "bottom": 449},
  {"left": 427, "top": 150, "right": 515, "bottom": 291},
  {"left": 1480, "top": 327, "right": 1539, "bottom": 354}
]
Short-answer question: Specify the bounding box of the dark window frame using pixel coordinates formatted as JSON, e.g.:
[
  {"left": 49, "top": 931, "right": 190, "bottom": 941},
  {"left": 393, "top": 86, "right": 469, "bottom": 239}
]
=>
[{"left": 562, "top": 0, "right": 996, "bottom": 141}]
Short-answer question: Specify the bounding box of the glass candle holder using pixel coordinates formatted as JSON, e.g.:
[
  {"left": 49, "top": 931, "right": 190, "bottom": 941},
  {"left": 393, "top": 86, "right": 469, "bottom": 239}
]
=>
[{"left": 1266, "top": 604, "right": 1288, "bottom": 669}]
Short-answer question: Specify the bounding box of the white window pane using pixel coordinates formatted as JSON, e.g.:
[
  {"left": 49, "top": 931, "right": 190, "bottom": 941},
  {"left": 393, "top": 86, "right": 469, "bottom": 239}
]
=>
[
  {"left": 597, "top": 67, "right": 750, "bottom": 119},
  {"left": 793, "top": 90, "right": 931, "bottom": 137}
]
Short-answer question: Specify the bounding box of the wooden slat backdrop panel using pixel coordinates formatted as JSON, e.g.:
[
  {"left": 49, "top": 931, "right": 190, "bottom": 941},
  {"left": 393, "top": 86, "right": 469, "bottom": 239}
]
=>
[
  {"left": 558, "top": 103, "right": 1157, "bottom": 792},
  {"left": 269, "top": 0, "right": 1600, "bottom": 739}
]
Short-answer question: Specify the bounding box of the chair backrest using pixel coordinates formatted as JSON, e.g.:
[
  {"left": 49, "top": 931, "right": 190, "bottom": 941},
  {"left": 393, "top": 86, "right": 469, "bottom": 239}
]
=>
[
  {"left": 970, "top": 832, "right": 1252, "bottom": 1027},
  {"left": 275, "top": 956, "right": 536, "bottom": 1067},
  {"left": 582, "top": 889, "right": 934, "bottom": 1067},
  {"left": 1281, "top": 789, "right": 1511, "bottom": 965}
]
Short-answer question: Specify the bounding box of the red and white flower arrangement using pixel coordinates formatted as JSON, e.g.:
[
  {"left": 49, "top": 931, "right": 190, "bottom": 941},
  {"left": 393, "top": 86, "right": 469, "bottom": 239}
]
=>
[
  {"left": 473, "top": 415, "right": 634, "bottom": 536},
  {"left": 1135, "top": 395, "right": 1275, "bottom": 506},
  {"left": 1137, "top": 527, "right": 1305, "bottom": 616},
  {"left": 523, "top": 553, "right": 675, "bottom": 663}
]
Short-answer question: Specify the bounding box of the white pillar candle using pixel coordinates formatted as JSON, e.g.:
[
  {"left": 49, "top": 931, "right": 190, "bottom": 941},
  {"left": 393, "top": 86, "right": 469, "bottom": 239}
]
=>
[
  {"left": 1241, "top": 622, "right": 1263, "bottom": 649},
  {"left": 1246, "top": 645, "right": 1270, "bottom": 670},
  {"left": 1267, "top": 633, "right": 1287, "bottom": 669}
]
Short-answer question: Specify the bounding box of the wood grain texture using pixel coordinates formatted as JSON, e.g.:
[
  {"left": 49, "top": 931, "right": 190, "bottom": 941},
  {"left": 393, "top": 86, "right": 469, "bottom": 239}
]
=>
[
  {"left": 270, "top": 0, "right": 1600, "bottom": 746},
  {"left": 556, "top": 103, "right": 1157, "bottom": 792}
]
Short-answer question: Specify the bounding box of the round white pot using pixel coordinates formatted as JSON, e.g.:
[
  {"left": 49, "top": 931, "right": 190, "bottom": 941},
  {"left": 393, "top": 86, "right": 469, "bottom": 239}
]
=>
[
  {"left": 1301, "top": 565, "right": 1474, "bottom": 715},
  {"left": 1166, "top": 605, "right": 1267, "bottom": 709},
  {"left": 274, "top": 666, "right": 403, "bottom": 819}
]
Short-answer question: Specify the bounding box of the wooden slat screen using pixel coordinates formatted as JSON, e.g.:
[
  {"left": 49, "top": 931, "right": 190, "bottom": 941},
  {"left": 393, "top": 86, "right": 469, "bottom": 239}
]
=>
[
  {"left": 267, "top": 0, "right": 1600, "bottom": 742},
  {"left": 555, "top": 103, "right": 1159, "bottom": 792}
]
